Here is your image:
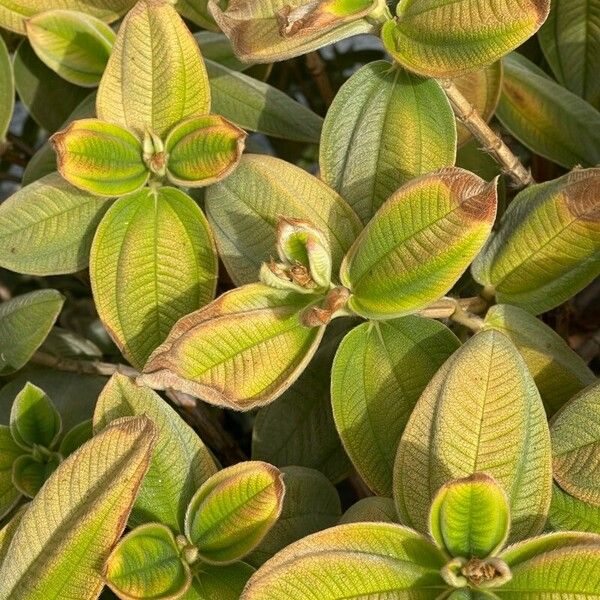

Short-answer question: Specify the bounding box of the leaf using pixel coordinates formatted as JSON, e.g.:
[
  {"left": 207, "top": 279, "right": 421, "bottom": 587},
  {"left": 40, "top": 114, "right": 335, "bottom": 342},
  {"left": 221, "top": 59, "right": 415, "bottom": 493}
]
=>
[
  {"left": 13, "top": 40, "right": 90, "bottom": 133},
  {"left": 548, "top": 483, "right": 600, "bottom": 534},
  {"left": 93, "top": 374, "right": 218, "bottom": 532},
  {"left": 0, "top": 426, "right": 26, "bottom": 519},
  {"left": 96, "top": 0, "right": 210, "bottom": 138},
  {"left": 0, "top": 505, "right": 27, "bottom": 565},
  {"left": 252, "top": 319, "right": 354, "bottom": 483},
  {"left": 0, "top": 416, "right": 157, "bottom": 600},
  {"left": 26, "top": 9, "right": 115, "bottom": 87},
  {"left": 240, "top": 522, "right": 447, "bottom": 600},
  {"left": 381, "top": 0, "right": 550, "bottom": 77},
  {"left": 140, "top": 284, "right": 326, "bottom": 410},
  {"left": 185, "top": 562, "right": 254, "bottom": 600},
  {"left": 164, "top": 115, "right": 246, "bottom": 188},
  {"left": 331, "top": 316, "right": 460, "bottom": 496},
  {"left": 208, "top": 0, "right": 383, "bottom": 64},
  {"left": 394, "top": 329, "right": 552, "bottom": 542},
  {"left": 483, "top": 304, "right": 595, "bottom": 415},
  {"left": 538, "top": 0, "right": 600, "bottom": 110},
  {"left": 496, "top": 53, "right": 600, "bottom": 169},
  {"left": 195, "top": 33, "right": 246, "bottom": 71},
  {"left": 90, "top": 186, "right": 218, "bottom": 370},
  {"left": 41, "top": 327, "right": 102, "bottom": 361},
  {"left": 430, "top": 473, "right": 510, "bottom": 559},
  {"left": 319, "top": 60, "right": 456, "bottom": 224},
  {"left": 175, "top": 0, "right": 216, "bottom": 31},
  {"left": 0, "top": 35, "right": 14, "bottom": 145},
  {"left": 205, "top": 154, "right": 363, "bottom": 286},
  {"left": 105, "top": 523, "right": 191, "bottom": 600},
  {"left": 472, "top": 168, "right": 600, "bottom": 315},
  {"left": 340, "top": 167, "right": 497, "bottom": 320},
  {"left": 205, "top": 59, "right": 323, "bottom": 144},
  {"left": 184, "top": 461, "right": 285, "bottom": 564},
  {"left": 339, "top": 497, "right": 399, "bottom": 525},
  {"left": 551, "top": 381, "right": 600, "bottom": 507},
  {"left": 10, "top": 383, "right": 61, "bottom": 450},
  {"left": 0, "top": 290, "right": 64, "bottom": 375},
  {"left": 12, "top": 454, "right": 60, "bottom": 498},
  {"left": 58, "top": 419, "right": 93, "bottom": 457},
  {"left": 246, "top": 466, "right": 342, "bottom": 567}
]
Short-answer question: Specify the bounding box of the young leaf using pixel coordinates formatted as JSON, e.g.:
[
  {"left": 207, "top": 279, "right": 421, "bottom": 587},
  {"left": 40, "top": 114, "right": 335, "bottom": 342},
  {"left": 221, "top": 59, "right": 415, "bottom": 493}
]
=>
[
  {"left": 331, "top": 316, "right": 460, "bottom": 496},
  {"left": 240, "top": 522, "right": 447, "bottom": 599},
  {"left": 381, "top": 0, "right": 549, "bottom": 77},
  {"left": 551, "top": 381, "right": 600, "bottom": 506},
  {"left": 472, "top": 168, "right": 600, "bottom": 315},
  {"left": 0, "top": 290, "right": 64, "bottom": 375},
  {"left": 205, "top": 154, "right": 363, "bottom": 286},
  {"left": 430, "top": 474, "right": 510, "bottom": 559},
  {"left": 496, "top": 53, "right": 600, "bottom": 168},
  {"left": 339, "top": 497, "right": 399, "bottom": 525},
  {"left": 26, "top": 9, "right": 115, "bottom": 87},
  {"left": 97, "top": 0, "right": 210, "bottom": 138},
  {"left": 51, "top": 119, "right": 148, "bottom": 197},
  {"left": 185, "top": 461, "right": 285, "bottom": 564},
  {"left": 93, "top": 374, "right": 218, "bottom": 532},
  {"left": 0, "top": 35, "right": 14, "bottom": 146},
  {"left": 105, "top": 523, "right": 191, "bottom": 600},
  {"left": 0, "top": 426, "right": 26, "bottom": 519},
  {"left": 187, "top": 562, "right": 255, "bottom": 600},
  {"left": 12, "top": 453, "right": 60, "bottom": 498},
  {"left": 10, "top": 383, "right": 61, "bottom": 450},
  {"left": 549, "top": 483, "right": 600, "bottom": 534},
  {"left": 58, "top": 419, "right": 93, "bottom": 457},
  {"left": 538, "top": 0, "right": 600, "bottom": 110},
  {"left": 483, "top": 304, "right": 596, "bottom": 415},
  {"left": 0, "top": 416, "right": 157, "bottom": 600},
  {"left": 164, "top": 115, "right": 246, "bottom": 188},
  {"left": 319, "top": 61, "right": 457, "bottom": 223},
  {"left": 395, "top": 329, "right": 552, "bottom": 542},
  {"left": 140, "top": 284, "right": 327, "bottom": 411},
  {"left": 340, "top": 168, "right": 497, "bottom": 319},
  {"left": 90, "top": 187, "right": 218, "bottom": 370},
  {"left": 0, "top": 173, "right": 111, "bottom": 276}
]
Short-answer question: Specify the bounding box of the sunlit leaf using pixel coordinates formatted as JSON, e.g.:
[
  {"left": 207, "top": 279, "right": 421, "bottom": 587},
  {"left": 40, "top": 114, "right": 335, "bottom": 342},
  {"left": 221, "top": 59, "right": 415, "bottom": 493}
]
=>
[
  {"left": 0, "top": 35, "right": 14, "bottom": 145},
  {"left": 0, "top": 426, "right": 26, "bottom": 519},
  {"left": 339, "top": 497, "right": 398, "bottom": 525},
  {"left": 0, "top": 505, "right": 27, "bottom": 564},
  {"left": 548, "top": 483, "right": 600, "bottom": 535}
]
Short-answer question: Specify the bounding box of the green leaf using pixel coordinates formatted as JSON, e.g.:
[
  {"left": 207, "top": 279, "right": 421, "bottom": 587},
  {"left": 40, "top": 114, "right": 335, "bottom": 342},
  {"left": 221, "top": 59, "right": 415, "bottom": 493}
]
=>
[
  {"left": 319, "top": 61, "right": 456, "bottom": 224},
  {"left": 339, "top": 497, "right": 399, "bottom": 525},
  {"left": 185, "top": 562, "right": 254, "bottom": 600},
  {"left": 90, "top": 187, "right": 217, "bottom": 370},
  {"left": 430, "top": 473, "right": 509, "bottom": 559},
  {"left": 0, "top": 35, "right": 14, "bottom": 145},
  {"left": 26, "top": 9, "right": 115, "bottom": 87},
  {"left": 472, "top": 168, "right": 600, "bottom": 315},
  {"left": 247, "top": 466, "right": 342, "bottom": 567},
  {"left": 10, "top": 383, "right": 61, "bottom": 450},
  {"left": 58, "top": 419, "right": 93, "bottom": 457},
  {"left": 381, "top": 0, "right": 549, "bottom": 77},
  {"left": 12, "top": 454, "right": 60, "bottom": 498},
  {"left": 206, "top": 59, "right": 323, "bottom": 143},
  {"left": 0, "top": 416, "right": 157, "bottom": 600},
  {"left": 483, "top": 304, "right": 595, "bottom": 415},
  {"left": 340, "top": 167, "right": 497, "bottom": 320},
  {"left": 0, "top": 426, "right": 26, "bottom": 519},
  {"left": 551, "top": 381, "right": 600, "bottom": 506},
  {"left": 548, "top": 483, "right": 600, "bottom": 534},
  {"left": 105, "top": 523, "right": 191, "bottom": 600},
  {"left": 252, "top": 319, "right": 354, "bottom": 483},
  {"left": 205, "top": 154, "right": 363, "bottom": 286},
  {"left": 93, "top": 373, "right": 217, "bottom": 532},
  {"left": 331, "top": 316, "right": 460, "bottom": 496},
  {"left": 184, "top": 461, "right": 285, "bottom": 565},
  {"left": 195, "top": 32, "right": 245, "bottom": 71},
  {"left": 496, "top": 53, "right": 600, "bottom": 169},
  {"left": 164, "top": 115, "right": 245, "bottom": 188},
  {"left": 140, "top": 284, "right": 326, "bottom": 410},
  {"left": 51, "top": 118, "right": 148, "bottom": 196},
  {"left": 0, "top": 173, "right": 111, "bottom": 276},
  {"left": 97, "top": 0, "right": 210, "bottom": 138},
  {"left": 0, "top": 290, "right": 64, "bottom": 375},
  {"left": 41, "top": 327, "right": 102, "bottom": 361},
  {"left": 394, "top": 329, "right": 552, "bottom": 542},
  {"left": 538, "top": 0, "right": 600, "bottom": 110},
  {"left": 241, "top": 522, "right": 447, "bottom": 599},
  {"left": 174, "top": 0, "right": 216, "bottom": 30}
]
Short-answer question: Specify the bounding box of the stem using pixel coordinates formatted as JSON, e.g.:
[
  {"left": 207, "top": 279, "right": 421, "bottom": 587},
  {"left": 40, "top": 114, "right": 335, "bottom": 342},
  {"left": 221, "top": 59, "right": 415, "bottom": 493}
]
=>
[
  {"left": 418, "top": 296, "right": 488, "bottom": 320},
  {"left": 439, "top": 79, "right": 534, "bottom": 189},
  {"left": 306, "top": 51, "right": 335, "bottom": 107}
]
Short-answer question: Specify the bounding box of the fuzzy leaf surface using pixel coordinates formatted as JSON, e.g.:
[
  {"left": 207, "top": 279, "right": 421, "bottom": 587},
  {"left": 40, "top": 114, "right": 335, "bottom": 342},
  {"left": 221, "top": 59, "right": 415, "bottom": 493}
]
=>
[
  {"left": 0, "top": 35, "right": 13, "bottom": 144},
  {"left": 548, "top": 483, "right": 600, "bottom": 534}
]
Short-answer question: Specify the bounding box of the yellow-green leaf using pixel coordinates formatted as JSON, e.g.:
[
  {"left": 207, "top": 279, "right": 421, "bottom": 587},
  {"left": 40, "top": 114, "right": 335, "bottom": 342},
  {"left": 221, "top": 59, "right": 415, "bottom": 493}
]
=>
[
  {"left": 319, "top": 60, "right": 457, "bottom": 223},
  {"left": 0, "top": 426, "right": 26, "bottom": 519},
  {"left": 340, "top": 168, "right": 497, "bottom": 320},
  {"left": 0, "top": 416, "right": 157, "bottom": 600},
  {"left": 140, "top": 284, "right": 326, "bottom": 410},
  {"left": 0, "top": 505, "right": 27, "bottom": 565},
  {"left": 484, "top": 304, "right": 595, "bottom": 415},
  {"left": 165, "top": 115, "right": 245, "bottom": 188},
  {"left": 90, "top": 187, "right": 217, "bottom": 370},
  {"left": 331, "top": 316, "right": 460, "bottom": 496},
  {"left": 381, "top": 0, "right": 550, "bottom": 77},
  {"left": 97, "top": 0, "right": 210, "bottom": 138},
  {"left": 394, "top": 330, "right": 552, "bottom": 542},
  {"left": 185, "top": 562, "right": 255, "bottom": 600},
  {"left": 26, "top": 9, "right": 115, "bottom": 87},
  {"left": 339, "top": 497, "right": 398, "bottom": 525},
  {"left": 185, "top": 461, "right": 285, "bottom": 564},
  {"left": 0, "top": 35, "right": 13, "bottom": 145},
  {"left": 93, "top": 373, "right": 218, "bottom": 532},
  {"left": 472, "top": 168, "right": 600, "bottom": 315},
  {"left": 549, "top": 483, "right": 600, "bottom": 535}
]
